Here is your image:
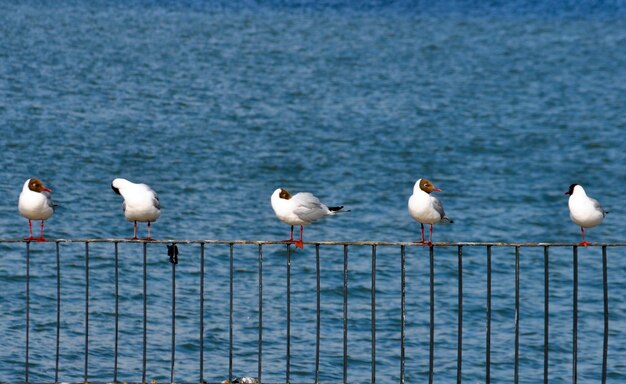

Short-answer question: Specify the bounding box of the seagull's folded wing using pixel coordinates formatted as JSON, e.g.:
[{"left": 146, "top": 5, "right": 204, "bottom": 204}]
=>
[{"left": 292, "top": 193, "right": 329, "bottom": 223}]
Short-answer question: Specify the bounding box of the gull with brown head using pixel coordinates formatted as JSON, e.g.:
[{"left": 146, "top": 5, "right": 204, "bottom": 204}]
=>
[{"left": 271, "top": 187, "right": 347, "bottom": 249}]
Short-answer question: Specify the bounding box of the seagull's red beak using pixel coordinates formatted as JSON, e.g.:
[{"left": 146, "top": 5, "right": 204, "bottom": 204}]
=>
[
  {"left": 43, "top": 187, "right": 52, "bottom": 193},
  {"left": 564, "top": 191, "right": 571, "bottom": 195},
  {"left": 434, "top": 187, "right": 443, "bottom": 192}
]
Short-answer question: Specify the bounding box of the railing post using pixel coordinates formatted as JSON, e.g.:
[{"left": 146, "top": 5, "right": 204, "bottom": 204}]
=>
[
  {"left": 25, "top": 241, "right": 30, "bottom": 384},
  {"left": 142, "top": 242, "right": 147, "bottom": 384},
  {"left": 543, "top": 246, "right": 550, "bottom": 384},
  {"left": 55, "top": 242, "right": 61, "bottom": 384},
  {"left": 343, "top": 244, "right": 349, "bottom": 384},
  {"left": 199, "top": 243, "right": 205, "bottom": 384},
  {"left": 573, "top": 246, "right": 578, "bottom": 384},
  {"left": 315, "top": 244, "right": 321, "bottom": 384},
  {"left": 457, "top": 245, "right": 463, "bottom": 384},
  {"left": 171, "top": 244, "right": 176, "bottom": 384},
  {"left": 429, "top": 245, "right": 435, "bottom": 384},
  {"left": 514, "top": 246, "right": 520, "bottom": 384},
  {"left": 372, "top": 245, "right": 377, "bottom": 384},
  {"left": 85, "top": 241, "right": 90, "bottom": 383},
  {"left": 114, "top": 242, "right": 119, "bottom": 383},
  {"left": 258, "top": 244, "right": 263, "bottom": 384},
  {"left": 602, "top": 245, "right": 609, "bottom": 384},
  {"left": 286, "top": 244, "right": 291, "bottom": 384},
  {"left": 229, "top": 243, "right": 234, "bottom": 384},
  {"left": 486, "top": 245, "right": 492, "bottom": 384},
  {"left": 400, "top": 245, "right": 406, "bottom": 384}
]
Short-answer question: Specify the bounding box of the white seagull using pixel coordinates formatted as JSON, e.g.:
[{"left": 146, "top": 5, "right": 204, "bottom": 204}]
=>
[
  {"left": 565, "top": 183, "right": 607, "bottom": 246},
  {"left": 271, "top": 188, "right": 347, "bottom": 249},
  {"left": 408, "top": 178, "right": 453, "bottom": 245},
  {"left": 18, "top": 178, "right": 55, "bottom": 242},
  {"left": 111, "top": 178, "right": 161, "bottom": 240}
]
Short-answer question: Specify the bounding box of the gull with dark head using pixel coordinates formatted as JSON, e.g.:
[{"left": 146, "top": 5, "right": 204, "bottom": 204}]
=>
[
  {"left": 408, "top": 178, "right": 453, "bottom": 245},
  {"left": 112, "top": 178, "right": 160, "bottom": 240},
  {"left": 271, "top": 188, "right": 347, "bottom": 249},
  {"left": 18, "top": 178, "right": 55, "bottom": 242},
  {"left": 565, "top": 183, "right": 607, "bottom": 246}
]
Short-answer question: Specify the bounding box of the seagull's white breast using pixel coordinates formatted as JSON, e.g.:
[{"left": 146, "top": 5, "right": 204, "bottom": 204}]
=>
[{"left": 408, "top": 190, "right": 442, "bottom": 225}]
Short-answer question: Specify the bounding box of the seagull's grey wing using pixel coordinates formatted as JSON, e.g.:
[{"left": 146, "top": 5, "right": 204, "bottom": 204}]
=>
[
  {"left": 43, "top": 191, "right": 56, "bottom": 210},
  {"left": 432, "top": 196, "right": 452, "bottom": 223},
  {"left": 122, "top": 201, "right": 126, "bottom": 213},
  {"left": 590, "top": 198, "right": 607, "bottom": 217},
  {"left": 152, "top": 192, "right": 161, "bottom": 210},
  {"left": 292, "top": 193, "right": 329, "bottom": 223}
]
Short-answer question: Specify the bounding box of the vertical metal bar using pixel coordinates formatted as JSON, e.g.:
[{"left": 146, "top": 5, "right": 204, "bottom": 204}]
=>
[
  {"left": 543, "top": 246, "right": 550, "bottom": 384},
  {"left": 171, "top": 245, "right": 176, "bottom": 384},
  {"left": 258, "top": 244, "right": 263, "bottom": 384},
  {"left": 315, "top": 244, "right": 321, "bottom": 384},
  {"left": 286, "top": 244, "right": 291, "bottom": 384},
  {"left": 25, "top": 241, "right": 30, "bottom": 384},
  {"left": 229, "top": 243, "right": 234, "bottom": 384},
  {"left": 343, "top": 244, "right": 349, "bottom": 384},
  {"left": 429, "top": 245, "right": 434, "bottom": 384},
  {"left": 142, "top": 242, "right": 147, "bottom": 384},
  {"left": 601, "top": 245, "right": 608, "bottom": 384},
  {"left": 572, "top": 246, "right": 578, "bottom": 384},
  {"left": 85, "top": 242, "right": 90, "bottom": 383},
  {"left": 200, "top": 243, "right": 205, "bottom": 384},
  {"left": 372, "top": 245, "right": 377, "bottom": 384},
  {"left": 457, "top": 245, "right": 463, "bottom": 384},
  {"left": 114, "top": 242, "right": 119, "bottom": 383},
  {"left": 55, "top": 242, "right": 61, "bottom": 383},
  {"left": 400, "top": 245, "right": 406, "bottom": 384},
  {"left": 514, "top": 246, "right": 520, "bottom": 384},
  {"left": 486, "top": 245, "right": 492, "bottom": 384}
]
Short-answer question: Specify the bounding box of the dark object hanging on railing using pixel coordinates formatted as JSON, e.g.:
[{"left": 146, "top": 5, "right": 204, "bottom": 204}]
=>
[{"left": 167, "top": 243, "right": 179, "bottom": 264}]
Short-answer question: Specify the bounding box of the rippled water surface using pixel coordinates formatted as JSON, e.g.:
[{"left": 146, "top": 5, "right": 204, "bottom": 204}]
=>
[{"left": 1, "top": 1, "right": 625, "bottom": 383}]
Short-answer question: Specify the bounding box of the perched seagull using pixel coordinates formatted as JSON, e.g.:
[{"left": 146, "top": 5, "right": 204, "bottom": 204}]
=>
[
  {"left": 271, "top": 188, "right": 347, "bottom": 249},
  {"left": 408, "top": 178, "right": 453, "bottom": 245},
  {"left": 111, "top": 178, "right": 160, "bottom": 240},
  {"left": 565, "top": 183, "right": 607, "bottom": 246},
  {"left": 18, "top": 178, "right": 55, "bottom": 242}
]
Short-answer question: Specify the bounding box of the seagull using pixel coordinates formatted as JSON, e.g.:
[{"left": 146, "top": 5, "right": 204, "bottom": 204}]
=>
[
  {"left": 565, "top": 183, "right": 607, "bottom": 246},
  {"left": 18, "top": 178, "right": 55, "bottom": 242},
  {"left": 111, "top": 178, "right": 160, "bottom": 240},
  {"left": 408, "top": 178, "right": 453, "bottom": 245},
  {"left": 271, "top": 188, "right": 347, "bottom": 249}
]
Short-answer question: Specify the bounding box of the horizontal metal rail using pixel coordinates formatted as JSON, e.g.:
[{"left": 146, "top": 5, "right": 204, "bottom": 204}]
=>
[
  {"left": 4, "top": 239, "right": 615, "bottom": 383},
  {"left": 3, "top": 238, "right": 626, "bottom": 246}
]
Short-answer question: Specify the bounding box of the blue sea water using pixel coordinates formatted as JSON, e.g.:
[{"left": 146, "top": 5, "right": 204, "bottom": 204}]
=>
[{"left": 1, "top": 1, "right": 625, "bottom": 382}]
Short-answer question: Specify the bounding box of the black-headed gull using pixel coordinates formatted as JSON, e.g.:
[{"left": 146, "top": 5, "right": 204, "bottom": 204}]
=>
[
  {"left": 408, "top": 178, "right": 453, "bottom": 245},
  {"left": 565, "top": 183, "right": 607, "bottom": 246},
  {"left": 271, "top": 188, "right": 347, "bottom": 249},
  {"left": 111, "top": 178, "right": 161, "bottom": 240},
  {"left": 18, "top": 178, "right": 55, "bottom": 242}
]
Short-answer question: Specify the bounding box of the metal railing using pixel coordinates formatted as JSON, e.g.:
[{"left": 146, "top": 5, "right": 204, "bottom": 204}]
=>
[{"left": 1, "top": 239, "right": 619, "bottom": 383}]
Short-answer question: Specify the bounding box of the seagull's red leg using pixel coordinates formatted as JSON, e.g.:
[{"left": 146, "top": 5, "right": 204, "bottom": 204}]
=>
[
  {"left": 579, "top": 227, "right": 589, "bottom": 247},
  {"left": 283, "top": 225, "right": 295, "bottom": 243},
  {"left": 295, "top": 225, "right": 304, "bottom": 249},
  {"left": 24, "top": 220, "right": 36, "bottom": 241},
  {"left": 36, "top": 221, "right": 46, "bottom": 242},
  {"left": 425, "top": 224, "right": 433, "bottom": 246},
  {"left": 145, "top": 221, "right": 153, "bottom": 241},
  {"left": 131, "top": 221, "right": 139, "bottom": 240},
  {"left": 417, "top": 223, "right": 426, "bottom": 244}
]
